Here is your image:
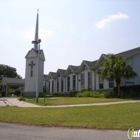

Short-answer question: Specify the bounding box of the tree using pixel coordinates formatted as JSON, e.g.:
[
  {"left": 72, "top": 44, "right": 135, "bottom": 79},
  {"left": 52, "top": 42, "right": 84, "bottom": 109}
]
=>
[
  {"left": 97, "top": 54, "right": 137, "bottom": 97},
  {"left": 0, "top": 64, "right": 22, "bottom": 79}
]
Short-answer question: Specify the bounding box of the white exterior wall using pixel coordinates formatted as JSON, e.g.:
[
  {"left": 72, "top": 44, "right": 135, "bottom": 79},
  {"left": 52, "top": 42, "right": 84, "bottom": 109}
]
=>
[
  {"left": 24, "top": 58, "right": 44, "bottom": 93},
  {"left": 121, "top": 53, "right": 140, "bottom": 86},
  {"left": 24, "top": 49, "right": 45, "bottom": 97},
  {"left": 104, "top": 79, "right": 109, "bottom": 89}
]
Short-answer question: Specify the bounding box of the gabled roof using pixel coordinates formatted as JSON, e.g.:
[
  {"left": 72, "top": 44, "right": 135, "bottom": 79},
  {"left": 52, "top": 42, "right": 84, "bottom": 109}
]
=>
[
  {"left": 92, "top": 54, "right": 107, "bottom": 70},
  {"left": 84, "top": 60, "right": 97, "bottom": 68},
  {"left": 65, "top": 65, "right": 79, "bottom": 76},
  {"left": 116, "top": 47, "right": 140, "bottom": 59},
  {"left": 93, "top": 47, "right": 140, "bottom": 70},
  {"left": 25, "top": 48, "right": 45, "bottom": 61},
  {"left": 50, "top": 72, "right": 56, "bottom": 78},
  {"left": 46, "top": 47, "right": 140, "bottom": 75},
  {"left": 77, "top": 60, "right": 97, "bottom": 73},
  {"left": 54, "top": 69, "right": 66, "bottom": 79},
  {"left": 70, "top": 65, "right": 79, "bottom": 72},
  {"left": 46, "top": 72, "right": 56, "bottom": 80}
]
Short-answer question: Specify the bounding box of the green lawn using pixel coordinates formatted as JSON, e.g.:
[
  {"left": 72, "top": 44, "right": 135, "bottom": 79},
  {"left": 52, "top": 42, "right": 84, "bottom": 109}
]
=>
[
  {"left": 26, "top": 97, "right": 130, "bottom": 106},
  {"left": 0, "top": 103, "right": 140, "bottom": 130}
]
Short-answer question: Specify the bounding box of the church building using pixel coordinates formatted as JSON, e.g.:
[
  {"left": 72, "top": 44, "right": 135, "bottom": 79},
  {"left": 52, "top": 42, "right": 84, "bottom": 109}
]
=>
[
  {"left": 23, "top": 12, "right": 140, "bottom": 97},
  {"left": 45, "top": 47, "right": 140, "bottom": 94}
]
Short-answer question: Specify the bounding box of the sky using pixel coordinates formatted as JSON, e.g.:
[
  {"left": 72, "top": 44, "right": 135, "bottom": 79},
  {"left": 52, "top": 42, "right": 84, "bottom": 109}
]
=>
[{"left": 0, "top": 0, "right": 140, "bottom": 78}]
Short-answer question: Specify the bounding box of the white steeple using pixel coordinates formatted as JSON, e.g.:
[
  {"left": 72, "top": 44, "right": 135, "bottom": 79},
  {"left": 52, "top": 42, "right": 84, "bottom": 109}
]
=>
[{"left": 34, "top": 10, "right": 39, "bottom": 50}]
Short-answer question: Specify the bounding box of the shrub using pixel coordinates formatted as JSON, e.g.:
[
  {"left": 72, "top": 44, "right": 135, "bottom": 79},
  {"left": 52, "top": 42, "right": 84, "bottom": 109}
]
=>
[
  {"left": 14, "top": 90, "right": 21, "bottom": 96},
  {"left": 114, "top": 85, "right": 140, "bottom": 98},
  {"left": 103, "top": 91, "right": 113, "bottom": 98},
  {"left": 80, "top": 88, "right": 87, "bottom": 93},
  {"left": 18, "top": 96, "right": 27, "bottom": 101},
  {"left": 69, "top": 90, "right": 78, "bottom": 97},
  {"left": 76, "top": 91, "right": 102, "bottom": 98}
]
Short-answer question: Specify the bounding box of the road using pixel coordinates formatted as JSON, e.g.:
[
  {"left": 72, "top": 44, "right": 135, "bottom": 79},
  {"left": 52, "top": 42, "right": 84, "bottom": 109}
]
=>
[{"left": 0, "top": 123, "right": 129, "bottom": 140}]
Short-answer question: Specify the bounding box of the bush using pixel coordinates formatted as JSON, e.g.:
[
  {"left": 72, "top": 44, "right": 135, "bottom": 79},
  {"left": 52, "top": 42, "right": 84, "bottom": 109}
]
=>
[
  {"left": 69, "top": 90, "right": 78, "bottom": 97},
  {"left": 76, "top": 91, "right": 102, "bottom": 98},
  {"left": 80, "top": 88, "right": 87, "bottom": 93},
  {"left": 103, "top": 91, "right": 113, "bottom": 98},
  {"left": 18, "top": 96, "right": 27, "bottom": 101},
  {"left": 114, "top": 85, "right": 140, "bottom": 98},
  {"left": 14, "top": 90, "right": 21, "bottom": 96}
]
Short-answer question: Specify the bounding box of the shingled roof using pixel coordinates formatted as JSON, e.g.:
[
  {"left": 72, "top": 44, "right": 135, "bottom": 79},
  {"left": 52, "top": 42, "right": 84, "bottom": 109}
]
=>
[
  {"left": 58, "top": 69, "right": 66, "bottom": 76},
  {"left": 50, "top": 72, "right": 56, "bottom": 78},
  {"left": 115, "top": 47, "right": 140, "bottom": 58},
  {"left": 69, "top": 65, "right": 79, "bottom": 72},
  {"left": 84, "top": 60, "right": 97, "bottom": 68}
]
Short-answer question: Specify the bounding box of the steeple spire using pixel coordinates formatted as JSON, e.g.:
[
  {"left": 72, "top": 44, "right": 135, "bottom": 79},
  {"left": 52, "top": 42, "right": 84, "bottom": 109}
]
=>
[{"left": 34, "top": 10, "right": 39, "bottom": 50}]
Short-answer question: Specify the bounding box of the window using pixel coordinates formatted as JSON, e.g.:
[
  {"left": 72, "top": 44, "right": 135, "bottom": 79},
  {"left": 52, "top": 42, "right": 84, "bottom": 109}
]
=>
[
  {"left": 109, "top": 79, "right": 114, "bottom": 88},
  {"left": 99, "top": 75, "right": 103, "bottom": 89},
  {"left": 61, "top": 78, "right": 64, "bottom": 92},
  {"left": 57, "top": 79, "right": 59, "bottom": 92},
  {"left": 88, "top": 72, "right": 92, "bottom": 89},
  {"left": 67, "top": 77, "right": 70, "bottom": 91},
  {"left": 81, "top": 73, "right": 84, "bottom": 86},
  {"left": 52, "top": 80, "right": 54, "bottom": 93},
  {"left": 73, "top": 75, "right": 76, "bottom": 90},
  {"left": 28, "top": 61, "right": 35, "bottom": 77},
  {"left": 49, "top": 81, "right": 50, "bottom": 93}
]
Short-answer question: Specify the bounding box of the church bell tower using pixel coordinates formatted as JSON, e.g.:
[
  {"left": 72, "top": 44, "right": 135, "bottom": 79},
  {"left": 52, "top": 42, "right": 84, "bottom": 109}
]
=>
[{"left": 24, "top": 11, "right": 45, "bottom": 97}]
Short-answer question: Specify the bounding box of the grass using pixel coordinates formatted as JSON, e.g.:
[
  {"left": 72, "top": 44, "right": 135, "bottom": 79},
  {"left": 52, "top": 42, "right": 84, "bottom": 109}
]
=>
[
  {"left": 0, "top": 103, "right": 140, "bottom": 130},
  {"left": 26, "top": 97, "right": 130, "bottom": 106}
]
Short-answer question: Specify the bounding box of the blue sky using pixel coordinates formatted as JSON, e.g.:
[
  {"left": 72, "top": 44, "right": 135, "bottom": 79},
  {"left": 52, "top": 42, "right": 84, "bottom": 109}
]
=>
[{"left": 0, "top": 0, "right": 140, "bottom": 78}]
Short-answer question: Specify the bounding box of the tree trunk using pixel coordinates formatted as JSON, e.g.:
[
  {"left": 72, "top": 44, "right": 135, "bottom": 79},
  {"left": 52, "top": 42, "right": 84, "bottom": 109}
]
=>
[
  {"left": 118, "top": 82, "right": 120, "bottom": 98},
  {"left": 116, "top": 78, "right": 121, "bottom": 98}
]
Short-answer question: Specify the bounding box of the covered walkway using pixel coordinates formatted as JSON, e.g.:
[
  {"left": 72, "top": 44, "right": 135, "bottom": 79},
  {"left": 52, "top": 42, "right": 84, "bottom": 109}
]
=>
[{"left": 1, "top": 77, "right": 25, "bottom": 95}]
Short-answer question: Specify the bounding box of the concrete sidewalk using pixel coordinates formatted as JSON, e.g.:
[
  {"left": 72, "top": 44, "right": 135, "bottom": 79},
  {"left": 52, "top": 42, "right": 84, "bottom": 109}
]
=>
[{"left": 2, "top": 97, "right": 140, "bottom": 108}]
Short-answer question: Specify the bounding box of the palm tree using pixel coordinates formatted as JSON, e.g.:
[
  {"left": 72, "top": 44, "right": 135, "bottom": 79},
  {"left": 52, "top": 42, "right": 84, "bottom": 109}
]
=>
[{"left": 97, "top": 54, "right": 137, "bottom": 97}]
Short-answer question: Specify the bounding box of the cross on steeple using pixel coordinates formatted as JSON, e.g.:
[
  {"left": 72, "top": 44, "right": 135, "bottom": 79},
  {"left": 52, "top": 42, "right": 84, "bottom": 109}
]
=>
[{"left": 28, "top": 61, "right": 36, "bottom": 77}]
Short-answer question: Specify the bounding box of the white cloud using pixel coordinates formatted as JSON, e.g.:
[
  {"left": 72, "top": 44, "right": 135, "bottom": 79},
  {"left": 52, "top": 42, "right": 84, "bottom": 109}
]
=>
[
  {"left": 24, "top": 29, "right": 53, "bottom": 40},
  {"left": 94, "top": 13, "right": 129, "bottom": 29}
]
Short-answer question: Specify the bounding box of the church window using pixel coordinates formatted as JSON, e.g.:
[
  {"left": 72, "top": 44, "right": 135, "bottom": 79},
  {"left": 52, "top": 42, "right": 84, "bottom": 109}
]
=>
[
  {"left": 57, "top": 79, "right": 59, "bottom": 92},
  {"left": 81, "top": 73, "right": 84, "bottom": 86},
  {"left": 49, "top": 81, "right": 50, "bottom": 93},
  {"left": 109, "top": 79, "right": 114, "bottom": 88},
  {"left": 67, "top": 77, "right": 70, "bottom": 91},
  {"left": 88, "top": 72, "right": 92, "bottom": 89},
  {"left": 99, "top": 75, "right": 103, "bottom": 89},
  {"left": 61, "top": 78, "right": 64, "bottom": 92},
  {"left": 28, "top": 61, "right": 35, "bottom": 77},
  {"left": 73, "top": 75, "right": 76, "bottom": 90},
  {"left": 52, "top": 80, "right": 54, "bottom": 93}
]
